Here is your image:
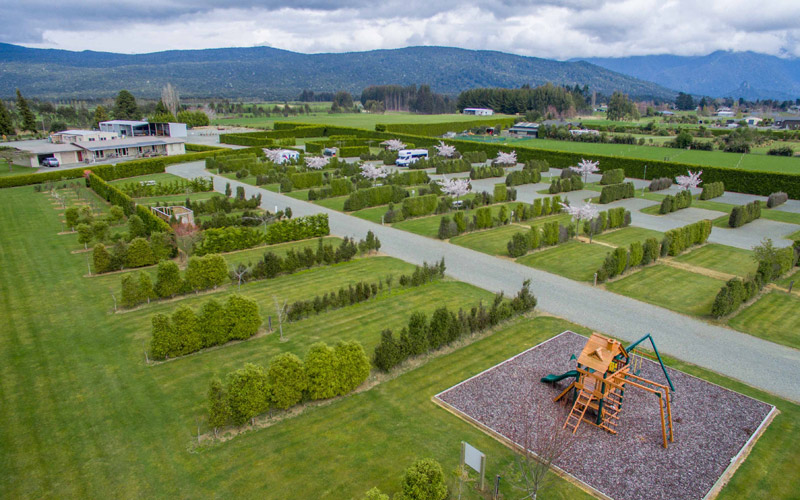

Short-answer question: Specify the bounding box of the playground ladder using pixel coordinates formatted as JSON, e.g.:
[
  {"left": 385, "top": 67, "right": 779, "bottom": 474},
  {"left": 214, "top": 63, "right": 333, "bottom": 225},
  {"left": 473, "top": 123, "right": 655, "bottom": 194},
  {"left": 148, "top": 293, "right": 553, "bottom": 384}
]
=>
[
  {"left": 600, "top": 386, "right": 625, "bottom": 434},
  {"left": 564, "top": 389, "right": 593, "bottom": 434}
]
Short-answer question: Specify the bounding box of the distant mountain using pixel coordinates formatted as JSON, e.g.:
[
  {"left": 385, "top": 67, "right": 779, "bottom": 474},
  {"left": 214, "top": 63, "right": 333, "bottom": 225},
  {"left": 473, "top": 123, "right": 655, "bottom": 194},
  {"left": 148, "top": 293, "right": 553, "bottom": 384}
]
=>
[
  {"left": 578, "top": 51, "right": 800, "bottom": 100},
  {"left": 0, "top": 43, "right": 675, "bottom": 101}
]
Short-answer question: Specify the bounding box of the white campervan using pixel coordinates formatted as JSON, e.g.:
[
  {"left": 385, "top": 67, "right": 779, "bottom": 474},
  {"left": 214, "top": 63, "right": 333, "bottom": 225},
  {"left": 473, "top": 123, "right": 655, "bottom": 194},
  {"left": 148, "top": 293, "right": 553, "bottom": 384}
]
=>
[{"left": 395, "top": 149, "right": 429, "bottom": 166}]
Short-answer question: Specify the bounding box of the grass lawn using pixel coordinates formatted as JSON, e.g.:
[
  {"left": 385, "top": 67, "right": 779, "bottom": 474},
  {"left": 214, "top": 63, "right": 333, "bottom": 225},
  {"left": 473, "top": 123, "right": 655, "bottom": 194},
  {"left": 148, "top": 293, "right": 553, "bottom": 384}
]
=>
[
  {"left": 775, "top": 268, "right": 800, "bottom": 290},
  {"left": 0, "top": 161, "right": 37, "bottom": 177},
  {"left": 728, "top": 291, "right": 800, "bottom": 349},
  {"left": 136, "top": 191, "right": 223, "bottom": 206},
  {"left": 394, "top": 203, "right": 538, "bottom": 239},
  {"left": 313, "top": 195, "right": 348, "bottom": 211},
  {"left": 605, "top": 265, "right": 725, "bottom": 317},
  {"left": 219, "top": 172, "right": 259, "bottom": 186},
  {"left": 221, "top": 236, "right": 342, "bottom": 268},
  {"left": 284, "top": 189, "right": 310, "bottom": 201},
  {"left": 351, "top": 205, "right": 390, "bottom": 224},
  {"left": 450, "top": 224, "right": 523, "bottom": 256},
  {"left": 516, "top": 240, "right": 611, "bottom": 281},
  {"left": 109, "top": 172, "right": 185, "bottom": 185},
  {"left": 593, "top": 226, "right": 664, "bottom": 247},
  {"left": 1, "top": 185, "right": 798, "bottom": 499},
  {"left": 213, "top": 112, "right": 514, "bottom": 131},
  {"left": 673, "top": 244, "right": 758, "bottom": 277}
]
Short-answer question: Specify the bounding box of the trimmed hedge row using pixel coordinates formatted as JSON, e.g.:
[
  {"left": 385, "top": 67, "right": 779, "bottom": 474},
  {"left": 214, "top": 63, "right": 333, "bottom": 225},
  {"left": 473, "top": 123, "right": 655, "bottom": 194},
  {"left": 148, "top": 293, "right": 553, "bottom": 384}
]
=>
[
  {"left": 599, "top": 182, "right": 635, "bottom": 204},
  {"left": 434, "top": 159, "right": 472, "bottom": 174},
  {"left": 699, "top": 181, "right": 725, "bottom": 200},
  {"left": 388, "top": 170, "right": 430, "bottom": 186},
  {"left": 663, "top": 219, "right": 712, "bottom": 256},
  {"left": 580, "top": 207, "right": 631, "bottom": 236},
  {"left": 506, "top": 220, "right": 574, "bottom": 257},
  {"left": 88, "top": 173, "right": 172, "bottom": 235},
  {"left": 308, "top": 178, "right": 354, "bottom": 200},
  {"left": 290, "top": 171, "right": 324, "bottom": 189},
  {"left": 548, "top": 176, "right": 583, "bottom": 194},
  {"left": 402, "top": 194, "right": 438, "bottom": 218},
  {"left": 150, "top": 295, "right": 261, "bottom": 360},
  {"left": 767, "top": 192, "right": 788, "bottom": 208},
  {"left": 265, "top": 213, "right": 330, "bottom": 244},
  {"left": 659, "top": 189, "right": 692, "bottom": 214},
  {"left": 600, "top": 168, "right": 625, "bottom": 185},
  {"left": 649, "top": 177, "right": 672, "bottom": 191},
  {"left": 194, "top": 226, "right": 265, "bottom": 256},
  {"left": 729, "top": 201, "right": 761, "bottom": 228},
  {"left": 505, "top": 168, "right": 542, "bottom": 186},
  {"left": 470, "top": 165, "right": 505, "bottom": 179},
  {"left": 343, "top": 185, "right": 407, "bottom": 211},
  {"left": 377, "top": 117, "right": 517, "bottom": 136},
  {"left": 595, "top": 238, "right": 661, "bottom": 283}
]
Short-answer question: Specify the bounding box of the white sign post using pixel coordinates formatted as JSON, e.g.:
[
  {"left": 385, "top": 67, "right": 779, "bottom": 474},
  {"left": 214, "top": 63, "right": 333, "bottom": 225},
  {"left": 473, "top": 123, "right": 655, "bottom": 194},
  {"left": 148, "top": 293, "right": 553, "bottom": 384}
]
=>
[{"left": 461, "top": 441, "right": 486, "bottom": 491}]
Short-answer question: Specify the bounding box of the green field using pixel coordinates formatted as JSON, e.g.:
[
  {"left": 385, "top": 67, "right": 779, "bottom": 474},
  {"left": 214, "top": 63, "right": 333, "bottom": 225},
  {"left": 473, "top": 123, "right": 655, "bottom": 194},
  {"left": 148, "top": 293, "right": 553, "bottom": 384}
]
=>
[
  {"left": 109, "top": 172, "right": 186, "bottom": 185},
  {"left": 393, "top": 203, "right": 530, "bottom": 239},
  {"left": 450, "top": 224, "right": 524, "bottom": 256},
  {"left": 213, "top": 112, "right": 513, "bottom": 131},
  {"left": 2, "top": 185, "right": 800, "bottom": 499},
  {"left": 605, "top": 265, "right": 724, "bottom": 316},
  {"left": 673, "top": 244, "right": 758, "bottom": 277},
  {"left": 593, "top": 227, "right": 664, "bottom": 247},
  {"left": 728, "top": 291, "right": 800, "bottom": 349},
  {"left": 0, "top": 161, "right": 36, "bottom": 177},
  {"left": 517, "top": 240, "right": 611, "bottom": 282}
]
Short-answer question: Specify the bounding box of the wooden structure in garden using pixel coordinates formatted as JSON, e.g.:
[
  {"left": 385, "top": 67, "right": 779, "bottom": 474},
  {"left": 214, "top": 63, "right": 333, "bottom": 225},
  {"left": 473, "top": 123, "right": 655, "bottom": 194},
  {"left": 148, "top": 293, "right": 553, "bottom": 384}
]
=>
[
  {"left": 542, "top": 333, "right": 675, "bottom": 448},
  {"left": 150, "top": 205, "right": 194, "bottom": 225}
]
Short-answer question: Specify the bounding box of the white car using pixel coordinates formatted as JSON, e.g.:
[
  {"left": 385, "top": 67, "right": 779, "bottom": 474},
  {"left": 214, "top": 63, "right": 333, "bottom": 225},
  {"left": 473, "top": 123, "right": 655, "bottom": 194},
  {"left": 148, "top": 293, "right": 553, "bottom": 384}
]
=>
[{"left": 41, "top": 157, "right": 60, "bottom": 167}]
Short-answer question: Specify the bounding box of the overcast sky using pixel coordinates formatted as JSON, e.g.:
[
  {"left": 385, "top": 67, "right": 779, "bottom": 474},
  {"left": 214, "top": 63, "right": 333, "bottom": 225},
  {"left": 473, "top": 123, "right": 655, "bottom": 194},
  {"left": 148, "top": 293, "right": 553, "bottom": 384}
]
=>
[{"left": 4, "top": 0, "right": 800, "bottom": 59}]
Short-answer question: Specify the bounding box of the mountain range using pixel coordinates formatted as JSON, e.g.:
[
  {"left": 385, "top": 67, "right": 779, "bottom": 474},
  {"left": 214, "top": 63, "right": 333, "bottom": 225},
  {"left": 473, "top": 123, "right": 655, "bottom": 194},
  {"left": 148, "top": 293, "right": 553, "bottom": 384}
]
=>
[
  {"left": 0, "top": 43, "right": 674, "bottom": 101},
  {"left": 580, "top": 51, "right": 800, "bottom": 100}
]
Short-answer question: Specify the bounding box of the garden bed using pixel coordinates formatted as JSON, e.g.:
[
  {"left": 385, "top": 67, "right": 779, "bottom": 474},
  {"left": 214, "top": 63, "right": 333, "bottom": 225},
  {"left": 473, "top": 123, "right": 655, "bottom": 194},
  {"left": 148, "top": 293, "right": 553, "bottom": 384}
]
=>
[{"left": 434, "top": 331, "right": 775, "bottom": 500}]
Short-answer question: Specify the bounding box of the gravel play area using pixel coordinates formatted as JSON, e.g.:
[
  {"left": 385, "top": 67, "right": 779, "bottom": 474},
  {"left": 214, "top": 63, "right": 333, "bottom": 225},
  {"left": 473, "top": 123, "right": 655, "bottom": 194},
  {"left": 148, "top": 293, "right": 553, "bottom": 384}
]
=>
[{"left": 434, "top": 331, "right": 775, "bottom": 500}]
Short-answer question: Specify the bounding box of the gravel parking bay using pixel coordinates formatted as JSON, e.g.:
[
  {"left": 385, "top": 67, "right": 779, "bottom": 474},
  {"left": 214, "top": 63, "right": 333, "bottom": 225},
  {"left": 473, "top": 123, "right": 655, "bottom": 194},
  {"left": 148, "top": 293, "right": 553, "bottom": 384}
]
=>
[{"left": 434, "top": 331, "right": 775, "bottom": 500}]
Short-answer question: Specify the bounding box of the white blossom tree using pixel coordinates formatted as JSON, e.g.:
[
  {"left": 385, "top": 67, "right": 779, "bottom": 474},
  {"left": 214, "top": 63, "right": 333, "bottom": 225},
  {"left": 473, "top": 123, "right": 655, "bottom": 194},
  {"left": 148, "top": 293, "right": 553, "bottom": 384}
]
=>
[
  {"left": 561, "top": 201, "right": 600, "bottom": 242},
  {"left": 494, "top": 150, "right": 517, "bottom": 166},
  {"left": 383, "top": 139, "right": 406, "bottom": 151},
  {"left": 360, "top": 163, "right": 388, "bottom": 184},
  {"left": 263, "top": 148, "right": 285, "bottom": 164},
  {"left": 675, "top": 170, "right": 702, "bottom": 190},
  {"left": 569, "top": 158, "right": 600, "bottom": 183},
  {"left": 434, "top": 141, "right": 457, "bottom": 158},
  {"left": 305, "top": 156, "right": 329, "bottom": 170},
  {"left": 437, "top": 175, "right": 471, "bottom": 202}
]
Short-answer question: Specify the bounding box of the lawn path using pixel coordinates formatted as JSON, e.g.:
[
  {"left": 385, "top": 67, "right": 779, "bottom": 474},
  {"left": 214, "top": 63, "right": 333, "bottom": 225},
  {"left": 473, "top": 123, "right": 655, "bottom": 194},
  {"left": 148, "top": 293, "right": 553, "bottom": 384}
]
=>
[{"left": 168, "top": 162, "right": 800, "bottom": 403}]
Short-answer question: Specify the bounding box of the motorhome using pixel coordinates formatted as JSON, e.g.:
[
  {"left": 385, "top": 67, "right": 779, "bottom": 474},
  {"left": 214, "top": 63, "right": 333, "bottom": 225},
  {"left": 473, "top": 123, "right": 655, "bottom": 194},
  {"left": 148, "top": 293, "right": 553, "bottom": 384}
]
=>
[{"left": 395, "top": 149, "right": 429, "bottom": 166}]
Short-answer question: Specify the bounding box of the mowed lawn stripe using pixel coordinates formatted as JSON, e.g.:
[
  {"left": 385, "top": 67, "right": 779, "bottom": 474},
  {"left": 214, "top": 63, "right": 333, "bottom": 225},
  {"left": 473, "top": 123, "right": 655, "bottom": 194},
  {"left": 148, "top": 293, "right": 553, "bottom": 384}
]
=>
[
  {"left": 673, "top": 243, "right": 758, "bottom": 278},
  {"left": 728, "top": 291, "right": 800, "bottom": 349}
]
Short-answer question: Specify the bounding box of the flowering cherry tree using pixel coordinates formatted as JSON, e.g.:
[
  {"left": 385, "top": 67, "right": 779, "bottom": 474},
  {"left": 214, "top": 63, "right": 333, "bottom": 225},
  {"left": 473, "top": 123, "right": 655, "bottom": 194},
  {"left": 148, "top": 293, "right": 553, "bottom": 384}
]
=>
[
  {"left": 360, "top": 163, "right": 388, "bottom": 183},
  {"left": 437, "top": 175, "right": 471, "bottom": 200},
  {"left": 263, "top": 148, "right": 285, "bottom": 164},
  {"left": 383, "top": 139, "right": 406, "bottom": 151},
  {"left": 494, "top": 150, "right": 517, "bottom": 166},
  {"left": 434, "top": 141, "right": 457, "bottom": 158},
  {"left": 561, "top": 201, "right": 600, "bottom": 241},
  {"left": 305, "top": 156, "right": 329, "bottom": 170},
  {"left": 569, "top": 159, "right": 600, "bottom": 183},
  {"left": 675, "top": 170, "right": 702, "bottom": 190}
]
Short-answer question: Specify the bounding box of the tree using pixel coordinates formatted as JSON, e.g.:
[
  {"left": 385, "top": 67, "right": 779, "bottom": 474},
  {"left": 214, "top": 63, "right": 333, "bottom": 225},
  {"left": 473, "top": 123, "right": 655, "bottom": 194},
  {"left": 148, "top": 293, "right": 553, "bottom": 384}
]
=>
[
  {"left": 333, "top": 341, "right": 370, "bottom": 396},
  {"left": 305, "top": 342, "right": 338, "bottom": 400},
  {"left": 161, "top": 83, "right": 180, "bottom": 117},
  {"left": 137, "top": 272, "right": 155, "bottom": 304},
  {"left": 224, "top": 294, "right": 261, "bottom": 340},
  {"left": 126, "top": 237, "right": 155, "bottom": 268},
  {"left": 383, "top": 139, "right": 406, "bottom": 151},
  {"left": 0, "top": 99, "right": 14, "bottom": 135},
  {"left": 90, "top": 221, "right": 109, "bottom": 243},
  {"left": 674, "top": 130, "right": 693, "bottom": 149},
  {"left": 110, "top": 240, "right": 129, "bottom": 270},
  {"left": 675, "top": 92, "right": 695, "bottom": 111},
  {"left": 437, "top": 176, "right": 471, "bottom": 201},
  {"left": 569, "top": 158, "right": 600, "bottom": 184},
  {"left": 16, "top": 89, "right": 36, "bottom": 132},
  {"left": 493, "top": 150, "right": 517, "bottom": 165},
  {"left": 434, "top": 141, "right": 457, "bottom": 158},
  {"left": 76, "top": 223, "right": 92, "bottom": 249},
  {"left": 127, "top": 215, "right": 147, "bottom": 239},
  {"left": 198, "top": 299, "right": 227, "bottom": 346},
  {"left": 607, "top": 91, "right": 639, "bottom": 121},
  {"left": 108, "top": 205, "right": 125, "bottom": 225},
  {"left": 360, "top": 163, "right": 388, "bottom": 184},
  {"left": 397, "top": 458, "right": 448, "bottom": 500},
  {"left": 92, "top": 243, "right": 113, "bottom": 273},
  {"left": 121, "top": 273, "right": 142, "bottom": 308},
  {"left": 231, "top": 263, "right": 249, "bottom": 290},
  {"left": 305, "top": 156, "right": 329, "bottom": 170},
  {"left": 113, "top": 90, "right": 139, "bottom": 120},
  {"left": 149, "top": 313, "right": 177, "bottom": 359},
  {"left": 155, "top": 260, "right": 182, "bottom": 298},
  {"left": 64, "top": 207, "right": 80, "bottom": 231},
  {"left": 201, "top": 254, "right": 228, "bottom": 289},
  {"left": 185, "top": 256, "right": 205, "bottom": 292},
  {"left": 207, "top": 376, "right": 230, "bottom": 436},
  {"left": 172, "top": 305, "right": 200, "bottom": 355},
  {"left": 226, "top": 363, "right": 271, "bottom": 425},
  {"left": 149, "top": 231, "right": 175, "bottom": 262},
  {"left": 675, "top": 170, "right": 702, "bottom": 190},
  {"left": 360, "top": 487, "right": 389, "bottom": 500},
  {"left": 93, "top": 105, "right": 109, "bottom": 128},
  {"left": 172, "top": 222, "right": 201, "bottom": 262},
  {"left": 267, "top": 353, "right": 307, "bottom": 409},
  {"left": 151, "top": 100, "right": 176, "bottom": 123}
]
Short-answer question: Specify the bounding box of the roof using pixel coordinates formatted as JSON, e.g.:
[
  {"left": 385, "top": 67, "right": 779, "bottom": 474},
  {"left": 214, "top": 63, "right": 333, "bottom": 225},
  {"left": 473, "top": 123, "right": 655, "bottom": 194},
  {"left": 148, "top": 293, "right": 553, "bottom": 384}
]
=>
[
  {"left": 576, "top": 333, "right": 627, "bottom": 373},
  {"left": 464, "top": 107, "right": 493, "bottom": 111},
  {"left": 99, "top": 120, "right": 149, "bottom": 127},
  {"left": 53, "top": 129, "right": 102, "bottom": 136},
  {"left": 16, "top": 142, "right": 82, "bottom": 154},
  {"left": 75, "top": 137, "right": 185, "bottom": 151},
  {"left": 509, "top": 122, "right": 539, "bottom": 129}
]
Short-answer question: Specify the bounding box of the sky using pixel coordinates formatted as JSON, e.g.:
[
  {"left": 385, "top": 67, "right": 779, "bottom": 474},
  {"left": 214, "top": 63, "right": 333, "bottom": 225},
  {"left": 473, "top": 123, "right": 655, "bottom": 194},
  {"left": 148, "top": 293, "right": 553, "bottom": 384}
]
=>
[{"left": 3, "top": 0, "right": 800, "bottom": 59}]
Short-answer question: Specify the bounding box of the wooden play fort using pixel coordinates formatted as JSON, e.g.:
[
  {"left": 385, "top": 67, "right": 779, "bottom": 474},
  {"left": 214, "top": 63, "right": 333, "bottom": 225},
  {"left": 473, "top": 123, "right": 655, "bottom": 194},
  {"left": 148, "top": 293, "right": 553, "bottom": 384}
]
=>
[{"left": 541, "top": 333, "right": 676, "bottom": 448}]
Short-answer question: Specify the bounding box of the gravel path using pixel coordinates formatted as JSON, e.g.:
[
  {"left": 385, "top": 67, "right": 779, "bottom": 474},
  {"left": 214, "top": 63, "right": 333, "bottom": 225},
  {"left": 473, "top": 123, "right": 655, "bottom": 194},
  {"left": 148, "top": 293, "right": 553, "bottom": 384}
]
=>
[
  {"left": 435, "top": 331, "right": 775, "bottom": 500},
  {"left": 168, "top": 162, "right": 800, "bottom": 403}
]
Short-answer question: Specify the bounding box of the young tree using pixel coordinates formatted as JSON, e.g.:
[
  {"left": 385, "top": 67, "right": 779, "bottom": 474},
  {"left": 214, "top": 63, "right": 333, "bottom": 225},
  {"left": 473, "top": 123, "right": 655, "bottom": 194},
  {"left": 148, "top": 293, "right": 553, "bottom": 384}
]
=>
[
  {"left": 224, "top": 294, "right": 261, "bottom": 340},
  {"left": 78, "top": 205, "right": 94, "bottom": 225},
  {"left": 560, "top": 201, "right": 599, "bottom": 241},
  {"left": 305, "top": 342, "right": 338, "bottom": 400},
  {"left": 161, "top": 83, "right": 181, "bottom": 117},
  {"left": 185, "top": 256, "right": 205, "bottom": 292},
  {"left": 437, "top": 176, "right": 471, "bottom": 202},
  {"left": 231, "top": 263, "right": 249, "bottom": 290},
  {"left": 172, "top": 222, "right": 201, "bottom": 262},
  {"left": 92, "top": 243, "right": 113, "bottom": 273},
  {"left": 434, "top": 141, "right": 457, "bottom": 158},
  {"left": 607, "top": 91, "right": 639, "bottom": 121},
  {"left": 397, "top": 458, "right": 448, "bottom": 500},
  {"left": 16, "top": 89, "right": 36, "bottom": 132},
  {"left": 225, "top": 182, "right": 232, "bottom": 197},
  {"left": 198, "top": 299, "right": 227, "bottom": 346},
  {"left": 149, "top": 313, "right": 177, "bottom": 359},
  {"left": 333, "top": 340, "right": 371, "bottom": 396},
  {"left": 305, "top": 156, "right": 329, "bottom": 170},
  {"left": 110, "top": 240, "right": 129, "bottom": 270},
  {"left": 93, "top": 105, "right": 109, "bottom": 128},
  {"left": 675, "top": 170, "right": 702, "bottom": 190},
  {"left": 113, "top": 90, "right": 139, "bottom": 120},
  {"left": 137, "top": 272, "right": 155, "bottom": 304},
  {"left": 155, "top": 260, "right": 182, "bottom": 298},
  {"left": 76, "top": 223, "right": 92, "bottom": 249},
  {"left": 149, "top": 231, "right": 175, "bottom": 262},
  {"left": 172, "top": 305, "right": 200, "bottom": 355},
  {"left": 207, "top": 376, "right": 230, "bottom": 436},
  {"left": 226, "top": 363, "right": 271, "bottom": 426},
  {"left": 89, "top": 220, "right": 109, "bottom": 243},
  {"left": 126, "top": 237, "right": 155, "bottom": 268},
  {"left": 108, "top": 205, "right": 125, "bottom": 225},
  {"left": 201, "top": 254, "right": 229, "bottom": 289},
  {"left": 64, "top": 207, "right": 80, "bottom": 231},
  {"left": 121, "top": 273, "right": 142, "bottom": 308},
  {"left": 493, "top": 150, "right": 517, "bottom": 166},
  {"left": 360, "top": 163, "right": 388, "bottom": 184},
  {"left": 569, "top": 158, "right": 600, "bottom": 184},
  {"left": 127, "top": 215, "right": 147, "bottom": 239},
  {"left": 267, "top": 353, "right": 307, "bottom": 409}
]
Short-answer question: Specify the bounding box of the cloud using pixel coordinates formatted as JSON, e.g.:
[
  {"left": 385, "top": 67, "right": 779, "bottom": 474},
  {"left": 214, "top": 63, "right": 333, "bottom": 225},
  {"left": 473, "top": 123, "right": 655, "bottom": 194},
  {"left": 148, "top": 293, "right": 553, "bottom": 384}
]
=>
[{"left": 3, "top": 0, "right": 800, "bottom": 58}]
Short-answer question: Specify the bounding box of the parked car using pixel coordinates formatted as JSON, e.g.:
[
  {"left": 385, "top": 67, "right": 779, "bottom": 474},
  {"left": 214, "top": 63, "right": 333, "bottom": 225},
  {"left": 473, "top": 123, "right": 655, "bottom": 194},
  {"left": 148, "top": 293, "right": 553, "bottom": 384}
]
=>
[{"left": 41, "top": 157, "right": 60, "bottom": 167}]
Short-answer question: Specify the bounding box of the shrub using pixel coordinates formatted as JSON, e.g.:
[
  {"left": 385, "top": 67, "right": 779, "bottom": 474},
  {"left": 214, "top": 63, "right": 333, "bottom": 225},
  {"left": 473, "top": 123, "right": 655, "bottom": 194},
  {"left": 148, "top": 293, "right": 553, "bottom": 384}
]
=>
[
  {"left": 767, "top": 146, "right": 794, "bottom": 156},
  {"left": 402, "top": 194, "right": 438, "bottom": 218},
  {"left": 437, "top": 216, "right": 458, "bottom": 240},
  {"left": 642, "top": 238, "right": 660, "bottom": 265},
  {"left": 505, "top": 168, "right": 541, "bottom": 186},
  {"left": 373, "top": 330, "right": 404, "bottom": 371},
  {"left": 398, "top": 458, "right": 448, "bottom": 500},
  {"left": 629, "top": 241, "right": 644, "bottom": 267},
  {"left": 664, "top": 220, "right": 712, "bottom": 255},
  {"left": 470, "top": 165, "right": 504, "bottom": 179},
  {"left": 648, "top": 177, "right": 672, "bottom": 191},
  {"left": 728, "top": 200, "right": 761, "bottom": 228},
  {"left": 599, "top": 182, "right": 635, "bottom": 204},
  {"left": 333, "top": 341, "right": 371, "bottom": 396},
  {"left": 290, "top": 171, "right": 324, "bottom": 189},
  {"left": 305, "top": 342, "right": 338, "bottom": 400},
  {"left": 600, "top": 168, "right": 625, "bottom": 185},
  {"left": 699, "top": 181, "right": 724, "bottom": 200},
  {"left": 493, "top": 183, "right": 507, "bottom": 202},
  {"left": 343, "top": 185, "right": 406, "bottom": 211},
  {"left": 265, "top": 214, "right": 330, "bottom": 244},
  {"left": 155, "top": 260, "right": 182, "bottom": 298},
  {"left": 224, "top": 295, "right": 262, "bottom": 340},
  {"left": 711, "top": 276, "right": 763, "bottom": 318},
  {"left": 474, "top": 207, "right": 493, "bottom": 229},
  {"left": 92, "top": 243, "right": 113, "bottom": 274},
  {"left": 126, "top": 237, "right": 156, "bottom": 268},
  {"left": 767, "top": 192, "right": 788, "bottom": 208},
  {"left": 267, "top": 353, "right": 307, "bottom": 410},
  {"left": 226, "top": 363, "right": 270, "bottom": 425}
]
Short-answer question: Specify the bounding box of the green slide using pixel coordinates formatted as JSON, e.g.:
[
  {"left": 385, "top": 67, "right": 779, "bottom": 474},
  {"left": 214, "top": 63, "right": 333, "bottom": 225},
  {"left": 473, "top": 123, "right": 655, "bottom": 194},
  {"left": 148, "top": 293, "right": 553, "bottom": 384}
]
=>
[{"left": 540, "top": 370, "right": 579, "bottom": 384}]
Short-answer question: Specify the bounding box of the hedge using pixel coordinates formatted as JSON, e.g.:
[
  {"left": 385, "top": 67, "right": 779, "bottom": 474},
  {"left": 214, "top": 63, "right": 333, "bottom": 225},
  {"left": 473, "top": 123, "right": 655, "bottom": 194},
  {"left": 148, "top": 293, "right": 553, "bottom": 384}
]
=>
[
  {"left": 343, "top": 185, "right": 406, "bottom": 211},
  {"left": 290, "top": 171, "right": 324, "bottom": 189},
  {"left": 434, "top": 159, "right": 472, "bottom": 174},
  {"left": 505, "top": 169, "right": 541, "bottom": 186},
  {"left": 194, "top": 226, "right": 265, "bottom": 255},
  {"left": 338, "top": 145, "right": 370, "bottom": 157},
  {"left": 649, "top": 177, "right": 672, "bottom": 191},
  {"left": 548, "top": 176, "right": 583, "bottom": 194},
  {"left": 265, "top": 214, "right": 330, "bottom": 244},
  {"left": 662, "top": 219, "right": 712, "bottom": 256},
  {"left": 659, "top": 189, "right": 692, "bottom": 214},
  {"left": 729, "top": 201, "right": 761, "bottom": 228},
  {"left": 402, "top": 194, "right": 438, "bottom": 218},
  {"left": 88, "top": 173, "right": 171, "bottom": 235},
  {"left": 699, "top": 181, "right": 725, "bottom": 200},
  {"left": 599, "top": 182, "right": 635, "bottom": 204},
  {"left": 470, "top": 165, "right": 505, "bottom": 180},
  {"left": 595, "top": 237, "right": 660, "bottom": 283},
  {"left": 389, "top": 170, "right": 429, "bottom": 186},
  {"left": 600, "top": 168, "right": 625, "bottom": 185},
  {"left": 767, "top": 192, "right": 788, "bottom": 208}
]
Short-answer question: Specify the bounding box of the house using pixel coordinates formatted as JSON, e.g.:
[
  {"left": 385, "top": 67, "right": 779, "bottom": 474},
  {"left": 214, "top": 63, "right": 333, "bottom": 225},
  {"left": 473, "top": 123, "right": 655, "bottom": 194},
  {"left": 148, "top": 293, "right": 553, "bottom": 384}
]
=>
[
  {"left": 18, "top": 136, "right": 186, "bottom": 168},
  {"left": 660, "top": 110, "right": 675, "bottom": 116},
  {"left": 50, "top": 130, "right": 119, "bottom": 144},
  {"left": 462, "top": 108, "right": 494, "bottom": 116},
  {"left": 716, "top": 107, "right": 735, "bottom": 118},
  {"left": 774, "top": 118, "right": 800, "bottom": 130},
  {"left": 507, "top": 122, "right": 539, "bottom": 137},
  {"left": 98, "top": 120, "right": 187, "bottom": 138},
  {"left": 744, "top": 116, "right": 762, "bottom": 126},
  {"left": 569, "top": 128, "right": 600, "bottom": 136}
]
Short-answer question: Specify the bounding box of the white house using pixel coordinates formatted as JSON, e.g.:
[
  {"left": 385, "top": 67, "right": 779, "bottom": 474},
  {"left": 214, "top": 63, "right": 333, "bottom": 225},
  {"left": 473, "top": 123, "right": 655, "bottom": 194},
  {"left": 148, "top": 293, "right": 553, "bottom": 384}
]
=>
[
  {"left": 99, "top": 120, "right": 188, "bottom": 138},
  {"left": 744, "top": 116, "right": 762, "bottom": 126},
  {"left": 19, "top": 136, "right": 186, "bottom": 168},
  {"left": 463, "top": 108, "right": 494, "bottom": 116},
  {"left": 716, "top": 107, "right": 735, "bottom": 118},
  {"left": 50, "top": 130, "right": 119, "bottom": 144}
]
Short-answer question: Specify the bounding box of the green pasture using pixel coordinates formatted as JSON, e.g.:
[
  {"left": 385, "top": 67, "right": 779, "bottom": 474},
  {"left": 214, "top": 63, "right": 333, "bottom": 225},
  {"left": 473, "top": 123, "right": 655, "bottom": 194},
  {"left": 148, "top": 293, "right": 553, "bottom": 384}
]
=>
[
  {"left": 728, "top": 291, "right": 800, "bottom": 349},
  {"left": 593, "top": 227, "right": 664, "bottom": 247},
  {"left": 673, "top": 244, "right": 758, "bottom": 277},
  {"left": 213, "top": 112, "right": 514, "bottom": 131},
  {"left": 516, "top": 240, "right": 611, "bottom": 282},
  {"left": 109, "top": 172, "right": 186, "bottom": 185}
]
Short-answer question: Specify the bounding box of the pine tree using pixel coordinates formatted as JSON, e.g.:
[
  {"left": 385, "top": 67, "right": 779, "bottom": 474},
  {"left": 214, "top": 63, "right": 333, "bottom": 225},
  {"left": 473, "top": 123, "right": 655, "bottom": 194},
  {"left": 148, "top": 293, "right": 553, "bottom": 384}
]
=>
[
  {"left": 16, "top": 89, "right": 36, "bottom": 132},
  {"left": 0, "top": 99, "right": 14, "bottom": 135},
  {"left": 113, "top": 90, "right": 139, "bottom": 120}
]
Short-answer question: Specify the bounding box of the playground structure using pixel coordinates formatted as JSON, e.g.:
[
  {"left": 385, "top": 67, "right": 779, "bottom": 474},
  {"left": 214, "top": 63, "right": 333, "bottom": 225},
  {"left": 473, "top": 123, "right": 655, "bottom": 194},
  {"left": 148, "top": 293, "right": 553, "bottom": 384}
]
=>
[{"left": 541, "top": 333, "right": 676, "bottom": 448}]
